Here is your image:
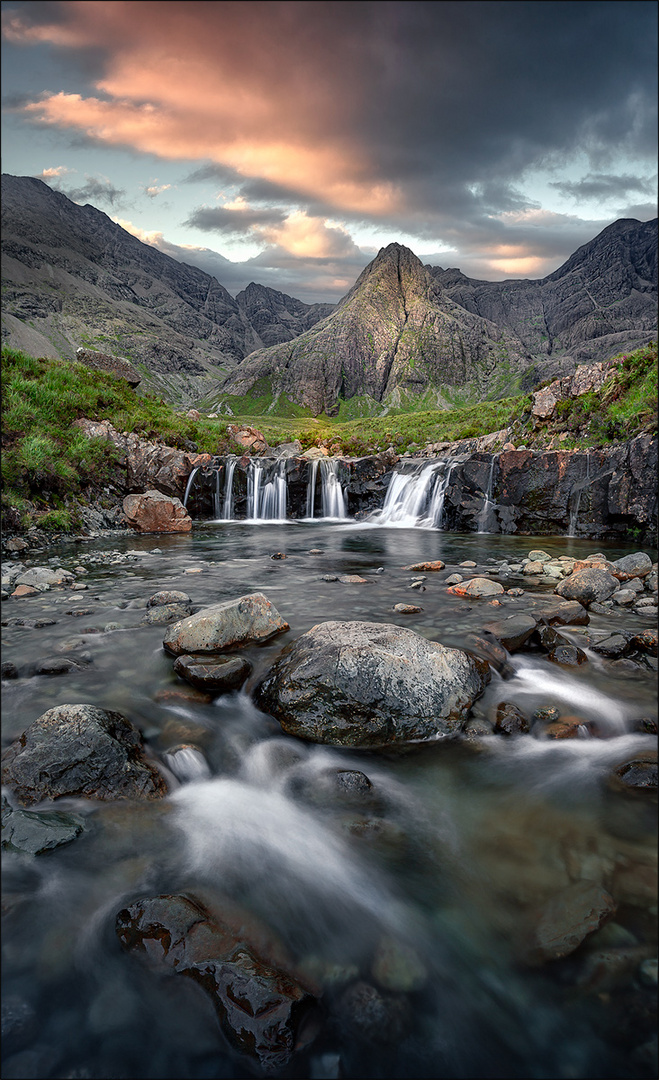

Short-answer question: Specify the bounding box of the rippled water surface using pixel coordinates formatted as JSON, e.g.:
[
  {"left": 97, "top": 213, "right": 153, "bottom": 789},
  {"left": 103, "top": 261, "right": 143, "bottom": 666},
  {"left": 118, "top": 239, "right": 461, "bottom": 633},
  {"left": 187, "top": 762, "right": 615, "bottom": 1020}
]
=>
[{"left": 2, "top": 522, "right": 657, "bottom": 1079}]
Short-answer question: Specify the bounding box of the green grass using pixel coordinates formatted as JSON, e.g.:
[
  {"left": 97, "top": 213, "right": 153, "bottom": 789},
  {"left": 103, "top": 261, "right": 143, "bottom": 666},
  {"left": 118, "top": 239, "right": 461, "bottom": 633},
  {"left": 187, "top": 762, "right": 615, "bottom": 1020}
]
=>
[{"left": 2, "top": 341, "right": 656, "bottom": 532}]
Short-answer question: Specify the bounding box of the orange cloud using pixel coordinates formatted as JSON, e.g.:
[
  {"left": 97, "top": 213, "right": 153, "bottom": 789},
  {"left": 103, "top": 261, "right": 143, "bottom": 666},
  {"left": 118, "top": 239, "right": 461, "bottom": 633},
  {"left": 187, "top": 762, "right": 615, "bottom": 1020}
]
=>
[{"left": 6, "top": 2, "right": 402, "bottom": 217}]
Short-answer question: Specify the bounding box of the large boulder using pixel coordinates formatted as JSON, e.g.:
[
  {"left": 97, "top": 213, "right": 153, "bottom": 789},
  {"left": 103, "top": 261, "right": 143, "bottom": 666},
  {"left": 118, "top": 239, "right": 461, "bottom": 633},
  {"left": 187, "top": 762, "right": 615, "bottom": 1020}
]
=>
[
  {"left": 123, "top": 490, "right": 192, "bottom": 533},
  {"left": 163, "top": 593, "right": 289, "bottom": 656},
  {"left": 255, "top": 620, "right": 489, "bottom": 747},
  {"left": 554, "top": 567, "right": 618, "bottom": 606},
  {"left": 1, "top": 704, "right": 167, "bottom": 806},
  {"left": 75, "top": 347, "right": 141, "bottom": 387}
]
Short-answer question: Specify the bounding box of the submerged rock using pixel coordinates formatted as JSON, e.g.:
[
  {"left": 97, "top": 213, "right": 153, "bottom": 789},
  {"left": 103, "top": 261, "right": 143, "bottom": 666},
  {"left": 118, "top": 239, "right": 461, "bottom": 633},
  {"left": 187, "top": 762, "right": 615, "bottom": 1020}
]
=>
[
  {"left": 2, "top": 796, "right": 85, "bottom": 855},
  {"left": 116, "top": 893, "right": 315, "bottom": 1073},
  {"left": 163, "top": 592, "right": 289, "bottom": 656},
  {"left": 527, "top": 881, "right": 617, "bottom": 964},
  {"left": 1, "top": 704, "right": 167, "bottom": 806},
  {"left": 255, "top": 620, "right": 489, "bottom": 747}
]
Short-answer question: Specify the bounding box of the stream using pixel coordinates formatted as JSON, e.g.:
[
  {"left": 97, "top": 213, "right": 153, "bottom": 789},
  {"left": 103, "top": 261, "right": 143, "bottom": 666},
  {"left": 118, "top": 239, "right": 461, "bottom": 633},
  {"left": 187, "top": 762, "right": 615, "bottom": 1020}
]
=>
[{"left": 1, "top": 521, "right": 657, "bottom": 1079}]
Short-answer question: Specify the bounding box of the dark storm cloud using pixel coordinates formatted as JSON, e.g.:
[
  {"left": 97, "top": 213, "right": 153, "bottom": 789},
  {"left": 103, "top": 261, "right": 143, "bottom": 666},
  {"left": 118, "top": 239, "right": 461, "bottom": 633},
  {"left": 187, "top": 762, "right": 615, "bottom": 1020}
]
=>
[
  {"left": 185, "top": 205, "right": 288, "bottom": 235},
  {"left": 60, "top": 175, "right": 125, "bottom": 206},
  {"left": 550, "top": 173, "right": 656, "bottom": 201}
]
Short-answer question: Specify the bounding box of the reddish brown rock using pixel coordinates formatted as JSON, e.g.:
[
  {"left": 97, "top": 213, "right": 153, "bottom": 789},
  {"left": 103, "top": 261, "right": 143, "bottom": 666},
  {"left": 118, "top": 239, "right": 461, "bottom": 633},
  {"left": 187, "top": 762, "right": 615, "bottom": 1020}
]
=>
[
  {"left": 403, "top": 560, "right": 445, "bottom": 571},
  {"left": 123, "top": 490, "right": 192, "bottom": 533},
  {"left": 527, "top": 882, "right": 617, "bottom": 963},
  {"left": 227, "top": 424, "right": 269, "bottom": 455},
  {"left": 116, "top": 894, "right": 315, "bottom": 1072}
]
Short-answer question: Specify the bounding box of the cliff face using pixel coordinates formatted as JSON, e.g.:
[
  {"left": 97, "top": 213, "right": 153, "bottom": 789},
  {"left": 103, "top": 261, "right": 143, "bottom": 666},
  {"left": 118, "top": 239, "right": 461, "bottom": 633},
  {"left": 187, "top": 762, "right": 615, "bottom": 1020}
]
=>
[
  {"left": 0, "top": 175, "right": 332, "bottom": 404},
  {"left": 221, "top": 220, "right": 657, "bottom": 415}
]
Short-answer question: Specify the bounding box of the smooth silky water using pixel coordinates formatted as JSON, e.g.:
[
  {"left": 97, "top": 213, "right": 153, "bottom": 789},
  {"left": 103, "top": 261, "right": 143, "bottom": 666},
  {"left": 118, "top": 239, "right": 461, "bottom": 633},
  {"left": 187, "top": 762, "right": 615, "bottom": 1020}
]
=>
[{"left": 1, "top": 521, "right": 657, "bottom": 1079}]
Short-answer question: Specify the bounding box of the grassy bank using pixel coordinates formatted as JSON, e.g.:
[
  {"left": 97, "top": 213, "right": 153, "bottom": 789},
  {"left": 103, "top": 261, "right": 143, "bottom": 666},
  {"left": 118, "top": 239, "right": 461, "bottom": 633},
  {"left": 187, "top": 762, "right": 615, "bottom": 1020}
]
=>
[{"left": 2, "top": 341, "right": 656, "bottom": 532}]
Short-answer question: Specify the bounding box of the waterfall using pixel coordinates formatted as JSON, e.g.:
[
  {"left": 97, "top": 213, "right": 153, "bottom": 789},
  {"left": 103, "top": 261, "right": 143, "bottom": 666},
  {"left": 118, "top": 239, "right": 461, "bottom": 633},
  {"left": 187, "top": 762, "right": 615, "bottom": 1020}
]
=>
[
  {"left": 369, "top": 462, "right": 442, "bottom": 528},
  {"left": 248, "top": 459, "right": 287, "bottom": 521},
  {"left": 425, "top": 460, "right": 457, "bottom": 529},
  {"left": 568, "top": 452, "right": 591, "bottom": 537},
  {"left": 213, "top": 467, "right": 222, "bottom": 519},
  {"left": 320, "top": 460, "right": 348, "bottom": 519},
  {"left": 222, "top": 457, "right": 237, "bottom": 520},
  {"left": 182, "top": 466, "right": 201, "bottom": 509},
  {"left": 306, "top": 459, "right": 319, "bottom": 519},
  {"left": 476, "top": 458, "right": 497, "bottom": 534}
]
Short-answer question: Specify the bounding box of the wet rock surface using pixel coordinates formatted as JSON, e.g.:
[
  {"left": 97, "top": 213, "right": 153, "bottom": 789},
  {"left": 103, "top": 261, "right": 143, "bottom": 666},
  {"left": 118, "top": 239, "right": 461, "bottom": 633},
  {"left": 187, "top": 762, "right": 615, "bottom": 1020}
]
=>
[
  {"left": 163, "top": 592, "right": 289, "bottom": 656},
  {"left": 115, "top": 893, "right": 316, "bottom": 1073},
  {"left": 173, "top": 654, "right": 252, "bottom": 692},
  {"left": 256, "top": 620, "right": 489, "bottom": 747},
  {"left": 1, "top": 704, "right": 167, "bottom": 806}
]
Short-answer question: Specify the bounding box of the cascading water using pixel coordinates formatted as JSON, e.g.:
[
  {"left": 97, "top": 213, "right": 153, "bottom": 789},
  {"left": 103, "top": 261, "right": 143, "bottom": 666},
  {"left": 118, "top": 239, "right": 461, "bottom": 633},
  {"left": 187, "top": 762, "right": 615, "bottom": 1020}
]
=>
[
  {"left": 424, "top": 460, "right": 458, "bottom": 528},
  {"left": 247, "top": 459, "right": 287, "bottom": 521},
  {"left": 568, "top": 452, "right": 591, "bottom": 537},
  {"left": 477, "top": 458, "right": 497, "bottom": 534},
  {"left": 222, "top": 456, "right": 237, "bottom": 520},
  {"left": 212, "top": 466, "right": 222, "bottom": 519},
  {"left": 306, "top": 459, "right": 319, "bottom": 519},
  {"left": 369, "top": 461, "right": 443, "bottom": 528},
  {"left": 320, "top": 459, "right": 348, "bottom": 519},
  {"left": 182, "top": 465, "right": 201, "bottom": 509}
]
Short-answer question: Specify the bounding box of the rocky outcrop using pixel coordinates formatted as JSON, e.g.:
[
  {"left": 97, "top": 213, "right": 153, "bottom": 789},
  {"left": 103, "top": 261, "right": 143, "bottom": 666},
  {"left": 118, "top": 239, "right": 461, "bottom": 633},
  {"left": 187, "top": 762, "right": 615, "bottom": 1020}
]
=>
[
  {"left": 123, "top": 490, "right": 192, "bottom": 533},
  {"left": 163, "top": 593, "right": 289, "bottom": 656},
  {"left": 255, "top": 620, "right": 490, "bottom": 747},
  {"left": 530, "top": 357, "right": 622, "bottom": 421},
  {"left": 73, "top": 418, "right": 212, "bottom": 497},
  {"left": 235, "top": 281, "right": 335, "bottom": 348},
  {"left": 1, "top": 704, "right": 167, "bottom": 806},
  {"left": 75, "top": 347, "right": 141, "bottom": 387}
]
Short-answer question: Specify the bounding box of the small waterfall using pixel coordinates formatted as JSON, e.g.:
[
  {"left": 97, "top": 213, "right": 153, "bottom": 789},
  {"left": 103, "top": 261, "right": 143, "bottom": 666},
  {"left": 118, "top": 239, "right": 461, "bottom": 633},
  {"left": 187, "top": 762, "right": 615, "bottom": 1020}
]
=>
[
  {"left": 477, "top": 458, "right": 497, "bottom": 534},
  {"left": 248, "top": 459, "right": 287, "bottom": 521},
  {"left": 320, "top": 459, "right": 348, "bottom": 519},
  {"left": 369, "top": 462, "right": 442, "bottom": 527},
  {"left": 567, "top": 453, "right": 591, "bottom": 537},
  {"left": 213, "top": 467, "right": 222, "bottom": 519},
  {"left": 306, "top": 459, "right": 319, "bottom": 519},
  {"left": 223, "top": 456, "right": 237, "bottom": 520},
  {"left": 182, "top": 466, "right": 201, "bottom": 510},
  {"left": 425, "top": 460, "right": 456, "bottom": 529}
]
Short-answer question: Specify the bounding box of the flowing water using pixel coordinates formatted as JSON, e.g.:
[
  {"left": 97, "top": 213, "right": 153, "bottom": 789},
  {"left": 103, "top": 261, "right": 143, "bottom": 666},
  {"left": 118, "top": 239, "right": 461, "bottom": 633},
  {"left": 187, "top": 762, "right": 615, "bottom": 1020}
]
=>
[{"left": 1, "top": 522, "right": 657, "bottom": 1079}]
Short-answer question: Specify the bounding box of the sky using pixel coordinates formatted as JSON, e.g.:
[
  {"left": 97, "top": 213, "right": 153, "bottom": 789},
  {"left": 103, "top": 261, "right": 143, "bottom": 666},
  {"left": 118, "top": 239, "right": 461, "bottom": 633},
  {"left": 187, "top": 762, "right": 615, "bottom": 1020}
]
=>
[{"left": 1, "top": 0, "right": 657, "bottom": 303}]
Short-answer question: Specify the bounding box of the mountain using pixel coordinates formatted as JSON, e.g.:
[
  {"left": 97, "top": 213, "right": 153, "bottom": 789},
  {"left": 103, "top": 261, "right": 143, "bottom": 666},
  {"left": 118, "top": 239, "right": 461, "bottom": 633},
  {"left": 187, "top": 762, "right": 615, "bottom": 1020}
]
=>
[
  {"left": 220, "top": 219, "right": 657, "bottom": 415},
  {"left": 0, "top": 174, "right": 334, "bottom": 404}
]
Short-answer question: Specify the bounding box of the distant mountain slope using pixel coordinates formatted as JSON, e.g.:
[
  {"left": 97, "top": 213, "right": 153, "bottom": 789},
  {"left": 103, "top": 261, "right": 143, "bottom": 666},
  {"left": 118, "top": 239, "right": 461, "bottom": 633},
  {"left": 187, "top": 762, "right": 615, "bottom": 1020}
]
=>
[
  {"left": 0, "top": 174, "right": 333, "bottom": 404},
  {"left": 220, "top": 219, "right": 657, "bottom": 415}
]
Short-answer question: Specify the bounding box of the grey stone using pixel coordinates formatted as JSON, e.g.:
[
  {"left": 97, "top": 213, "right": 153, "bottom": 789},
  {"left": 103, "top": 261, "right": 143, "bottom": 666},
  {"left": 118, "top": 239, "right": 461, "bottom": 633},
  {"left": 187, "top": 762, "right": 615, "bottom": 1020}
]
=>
[
  {"left": 555, "top": 567, "right": 618, "bottom": 606},
  {"left": 163, "top": 593, "right": 289, "bottom": 656},
  {"left": 256, "top": 620, "right": 489, "bottom": 747}
]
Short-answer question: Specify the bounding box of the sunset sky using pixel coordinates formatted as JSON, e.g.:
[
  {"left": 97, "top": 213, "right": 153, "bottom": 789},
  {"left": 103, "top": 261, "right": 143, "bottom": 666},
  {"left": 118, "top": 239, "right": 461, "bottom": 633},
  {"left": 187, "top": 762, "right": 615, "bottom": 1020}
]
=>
[{"left": 2, "top": 0, "right": 657, "bottom": 302}]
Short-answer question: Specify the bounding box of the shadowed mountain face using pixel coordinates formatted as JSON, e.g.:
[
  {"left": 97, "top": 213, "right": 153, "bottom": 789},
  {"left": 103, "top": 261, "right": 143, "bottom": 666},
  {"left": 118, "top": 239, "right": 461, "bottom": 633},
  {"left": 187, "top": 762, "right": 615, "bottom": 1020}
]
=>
[
  {"left": 2, "top": 174, "right": 656, "bottom": 414},
  {"left": 0, "top": 174, "right": 334, "bottom": 405},
  {"left": 221, "top": 220, "right": 657, "bottom": 415}
]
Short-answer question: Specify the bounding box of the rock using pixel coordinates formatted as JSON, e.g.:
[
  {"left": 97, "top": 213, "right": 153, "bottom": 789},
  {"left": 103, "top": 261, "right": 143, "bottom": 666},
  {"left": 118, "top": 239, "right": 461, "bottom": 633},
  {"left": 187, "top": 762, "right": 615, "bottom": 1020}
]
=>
[
  {"left": 523, "top": 560, "right": 546, "bottom": 575},
  {"left": 547, "top": 644, "right": 588, "bottom": 666},
  {"left": 527, "top": 550, "right": 552, "bottom": 563},
  {"left": 163, "top": 593, "right": 289, "bottom": 656},
  {"left": 392, "top": 603, "right": 422, "bottom": 614},
  {"left": 255, "top": 620, "right": 489, "bottom": 748},
  {"left": 123, "top": 490, "right": 192, "bottom": 533},
  {"left": 226, "top": 424, "right": 269, "bottom": 455},
  {"left": 1, "top": 704, "right": 167, "bottom": 807},
  {"left": 630, "top": 630, "right": 658, "bottom": 657},
  {"left": 322, "top": 574, "right": 339, "bottom": 582},
  {"left": 140, "top": 604, "right": 194, "bottom": 626},
  {"left": 482, "top": 614, "right": 537, "bottom": 652},
  {"left": 539, "top": 600, "right": 589, "bottom": 625},
  {"left": 270, "top": 552, "right": 286, "bottom": 560},
  {"left": 173, "top": 654, "right": 252, "bottom": 692},
  {"left": 447, "top": 577, "right": 505, "bottom": 598},
  {"left": 612, "top": 552, "right": 653, "bottom": 578},
  {"left": 527, "top": 882, "right": 617, "bottom": 963},
  {"left": 371, "top": 935, "right": 427, "bottom": 992},
  {"left": 116, "top": 894, "right": 315, "bottom": 1073},
  {"left": 555, "top": 567, "right": 618, "bottom": 606},
  {"left": 403, "top": 561, "right": 445, "bottom": 571},
  {"left": 494, "top": 702, "right": 531, "bottom": 735},
  {"left": 336, "top": 981, "right": 411, "bottom": 1043},
  {"left": 15, "top": 567, "right": 73, "bottom": 588},
  {"left": 444, "top": 574, "right": 463, "bottom": 585},
  {"left": 2, "top": 797, "right": 85, "bottom": 855},
  {"left": 147, "top": 590, "right": 192, "bottom": 608},
  {"left": 75, "top": 347, "right": 141, "bottom": 387},
  {"left": 591, "top": 634, "right": 631, "bottom": 659},
  {"left": 338, "top": 574, "right": 368, "bottom": 584},
  {"left": 613, "top": 589, "right": 638, "bottom": 605},
  {"left": 609, "top": 752, "right": 657, "bottom": 792}
]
